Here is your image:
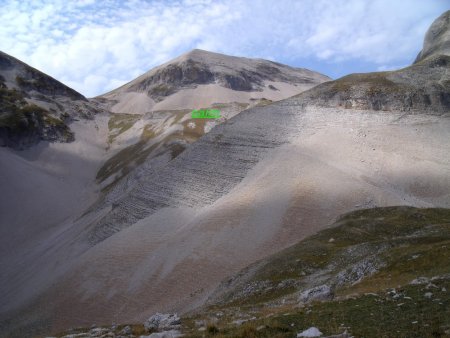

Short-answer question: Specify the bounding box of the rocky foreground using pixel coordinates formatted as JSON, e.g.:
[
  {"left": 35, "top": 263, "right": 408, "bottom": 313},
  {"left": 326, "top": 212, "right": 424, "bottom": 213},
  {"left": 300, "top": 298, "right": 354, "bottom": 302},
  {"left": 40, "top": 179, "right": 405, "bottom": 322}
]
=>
[{"left": 47, "top": 207, "right": 450, "bottom": 338}]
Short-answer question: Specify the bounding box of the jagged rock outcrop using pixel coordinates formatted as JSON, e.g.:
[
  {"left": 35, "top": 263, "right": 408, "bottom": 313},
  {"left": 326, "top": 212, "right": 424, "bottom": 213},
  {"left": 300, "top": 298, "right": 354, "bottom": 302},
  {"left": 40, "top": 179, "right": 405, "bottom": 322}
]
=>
[
  {"left": 294, "top": 11, "right": 450, "bottom": 114},
  {"left": 414, "top": 10, "right": 450, "bottom": 63},
  {"left": 293, "top": 55, "right": 450, "bottom": 113},
  {"left": 144, "top": 313, "right": 181, "bottom": 331}
]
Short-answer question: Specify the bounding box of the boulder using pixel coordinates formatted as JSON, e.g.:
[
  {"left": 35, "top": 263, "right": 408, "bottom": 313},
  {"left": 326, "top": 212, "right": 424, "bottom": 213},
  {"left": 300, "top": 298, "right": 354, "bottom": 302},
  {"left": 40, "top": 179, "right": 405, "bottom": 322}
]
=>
[
  {"left": 297, "top": 327, "right": 323, "bottom": 337},
  {"left": 144, "top": 313, "right": 181, "bottom": 331}
]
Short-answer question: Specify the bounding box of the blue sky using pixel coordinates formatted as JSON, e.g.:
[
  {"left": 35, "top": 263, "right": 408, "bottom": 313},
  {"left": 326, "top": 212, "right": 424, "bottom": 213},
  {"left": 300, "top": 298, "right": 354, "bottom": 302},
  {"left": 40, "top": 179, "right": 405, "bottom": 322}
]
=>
[{"left": 0, "top": 0, "right": 448, "bottom": 97}]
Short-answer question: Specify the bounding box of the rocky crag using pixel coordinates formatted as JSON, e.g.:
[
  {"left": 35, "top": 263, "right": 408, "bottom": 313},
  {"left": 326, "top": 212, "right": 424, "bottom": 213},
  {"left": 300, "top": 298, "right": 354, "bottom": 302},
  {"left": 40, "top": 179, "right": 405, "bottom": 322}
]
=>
[{"left": 0, "top": 51, "right": 105, "bottom": 149}]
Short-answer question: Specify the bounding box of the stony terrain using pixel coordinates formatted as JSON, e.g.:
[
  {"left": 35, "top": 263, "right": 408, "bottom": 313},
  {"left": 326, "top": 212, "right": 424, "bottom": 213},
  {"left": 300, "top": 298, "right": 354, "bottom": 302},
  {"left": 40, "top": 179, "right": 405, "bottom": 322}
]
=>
[
  {"left": 0, "top": 9, "right": 449, "bottom": 338},
  {"left": 92, "top": 50, "right": 330, "bottom": 207},
  {"left": 184, "top": 207, "right": 450, "bottom": 338},
  {"left": 41, "top": 207, "right": 450, "bottom": 337}
]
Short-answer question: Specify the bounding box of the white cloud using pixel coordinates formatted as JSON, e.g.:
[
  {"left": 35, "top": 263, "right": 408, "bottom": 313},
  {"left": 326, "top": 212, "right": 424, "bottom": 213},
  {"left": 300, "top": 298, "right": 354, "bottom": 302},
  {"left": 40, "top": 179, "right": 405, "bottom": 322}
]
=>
[{"left": 0, "top": 0, "right": 447, "bottom": 97}]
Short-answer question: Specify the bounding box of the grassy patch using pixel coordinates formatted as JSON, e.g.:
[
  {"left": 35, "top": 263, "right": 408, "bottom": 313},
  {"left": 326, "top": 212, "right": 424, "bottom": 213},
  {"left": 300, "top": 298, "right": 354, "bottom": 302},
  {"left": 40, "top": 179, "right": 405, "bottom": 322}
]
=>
[
  {"left": 0, "top": 83, "right": 73, "bottom": 144},
  {"left": 108, "top": 113, "right": 141, "bottom": 143},
  {"left": 255, "top": 98, "right": 273, "bottom": 107},
  {"left": 192, "top": 207, "right": 450, "bottom": 338}
]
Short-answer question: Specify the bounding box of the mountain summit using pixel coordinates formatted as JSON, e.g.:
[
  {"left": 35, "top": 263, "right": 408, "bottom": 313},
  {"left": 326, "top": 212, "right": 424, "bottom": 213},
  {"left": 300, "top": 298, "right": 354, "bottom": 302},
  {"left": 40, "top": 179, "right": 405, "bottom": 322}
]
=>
[{"left": 98, "top": 48, "right": 330, "bottom": 113}]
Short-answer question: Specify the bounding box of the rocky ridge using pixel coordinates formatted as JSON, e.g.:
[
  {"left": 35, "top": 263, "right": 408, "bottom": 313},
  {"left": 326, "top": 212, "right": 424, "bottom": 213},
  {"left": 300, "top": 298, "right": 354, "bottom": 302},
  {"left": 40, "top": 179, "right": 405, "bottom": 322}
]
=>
[
  {"left": 99, "top": 49, "right": 330, "bottom": 110},
  {"left": 0, "top": 51, "right": 105, "bottom": 149},
  {"left": 415, "top": 10, "right": 450, "bottom": 63},
  {"left": 295, "top": 11, "right": 450, "bottom": 113}
]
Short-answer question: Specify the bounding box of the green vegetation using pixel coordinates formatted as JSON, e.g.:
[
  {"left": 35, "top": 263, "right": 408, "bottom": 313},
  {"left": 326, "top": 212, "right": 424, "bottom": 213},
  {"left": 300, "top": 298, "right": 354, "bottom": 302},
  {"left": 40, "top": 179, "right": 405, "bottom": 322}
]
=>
[
  {"left": 191, "top": 109, "right": 221, "bottom": 119},
  {"left": 216, "top": 207, "right": 450, "bottom": 307},
  {"left": 98, "top": 109, "right": 206, "bottom": 185},
  {"left": 179, "top": 207, "right": 450, "bottom": 338},
  {"left": 150, "top": 83, "right": 173, "bottom": 97},
  {"left": 255, "top": 98, "right": 273, "bottom": 107},
  {"left": 16, "top": 74, "right": 55, "bottom": 93},
  {"left": 184, "top": 278, "right": 450, "bottom": 337},
  {"left": 0, "top": 83, "right": 73, "bottom": 143},
  {"left": 44, "top": 207, "right": 450, "bottom": 338},
  {"left": 107, "top": 113, "right": 141, "bottom": 143},
  {"left": 0, "top": 85, "right": 27, "bottom": 113}
]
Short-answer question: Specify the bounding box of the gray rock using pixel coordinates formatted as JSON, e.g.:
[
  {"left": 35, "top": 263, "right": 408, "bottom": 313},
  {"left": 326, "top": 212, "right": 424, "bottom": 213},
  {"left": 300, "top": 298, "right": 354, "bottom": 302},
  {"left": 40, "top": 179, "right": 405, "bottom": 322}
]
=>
[
  {"left": 89, "top": 327, "right": 110, "bottom": 336},
  {"left": 141, "top": 330, "right": 183, "bottom": 338},
  {"left": 0, "top": 51, "right": 105, "bottom": 150},
  {"left": 297, "top": 327, "right": 323, "bottom": 337},
  {"left": 144, "top": 313, "right": 181, "bottom": 331},
  {"left": 298, "top": 285, "right": 333, "bottom": 304},
  {"left": 120, "top": 325, "right": 132, "bottom": 335},
  {"left": 410, "top": 277, "right": 430, "bottom": 285},
  {"left": 414, "top": 10, "right": 450, "bottom": 63}
]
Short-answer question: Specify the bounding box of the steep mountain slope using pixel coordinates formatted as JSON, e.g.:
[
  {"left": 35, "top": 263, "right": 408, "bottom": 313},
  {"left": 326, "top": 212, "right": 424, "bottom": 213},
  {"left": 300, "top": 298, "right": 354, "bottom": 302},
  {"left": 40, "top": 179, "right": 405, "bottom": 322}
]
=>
[
  {"left": 0, "top": 51, "right": 104, "bottom": 149},
  {"left": 51, "top": 207, "right": 450, "bottom": 338},
  {"left": 0, "top": 53, "right": 111, "bottom": 321},
  {"left": 188, "top": 207, "right": 449, "bottom": 338},
  {"left": 92, "top": 49, "right": 330, "bottom": 210},
  {"left": 1, "top": 11, "right": 450, "bottom": 338},
  {"left": 415, "top": 10, "right": 450, "bottom": 63}
]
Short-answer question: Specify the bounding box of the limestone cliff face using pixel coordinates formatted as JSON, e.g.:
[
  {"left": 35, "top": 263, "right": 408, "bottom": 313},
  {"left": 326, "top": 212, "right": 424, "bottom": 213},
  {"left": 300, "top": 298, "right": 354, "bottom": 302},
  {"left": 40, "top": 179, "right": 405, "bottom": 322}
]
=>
[
  {"left": 291, "top": 10, "right": 450, "bottom": 114},
  {"left": 293, "top": 55, "right": 450, "bottom": 113},
  {"left": 414, "top": 10, "right": 450, "bottom": 63}
]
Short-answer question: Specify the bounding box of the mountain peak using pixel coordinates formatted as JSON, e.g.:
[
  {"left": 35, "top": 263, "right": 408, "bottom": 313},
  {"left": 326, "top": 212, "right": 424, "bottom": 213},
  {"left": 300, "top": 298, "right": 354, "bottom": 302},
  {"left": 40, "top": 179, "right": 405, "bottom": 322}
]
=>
[
  {"left": 414, "top": 10, "right": 450, "bottom": 63},
  {"left": 99, "top": 49, "right": 330, "bottom": 112}
]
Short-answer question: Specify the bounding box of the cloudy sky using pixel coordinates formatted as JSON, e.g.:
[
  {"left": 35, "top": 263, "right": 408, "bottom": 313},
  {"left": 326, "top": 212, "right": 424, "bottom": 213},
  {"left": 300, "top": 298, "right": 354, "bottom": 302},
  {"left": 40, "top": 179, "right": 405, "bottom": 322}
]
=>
[{"left": 0, "top": 0, "right": 447, "bottom": 97}]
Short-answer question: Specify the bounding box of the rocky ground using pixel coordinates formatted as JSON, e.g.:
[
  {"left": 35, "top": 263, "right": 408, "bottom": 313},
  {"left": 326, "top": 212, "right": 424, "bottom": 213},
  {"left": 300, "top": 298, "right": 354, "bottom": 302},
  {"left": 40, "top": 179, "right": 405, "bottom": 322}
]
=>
[{"left": 44, "top": 207, "right": 450, "bottom": 338}]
